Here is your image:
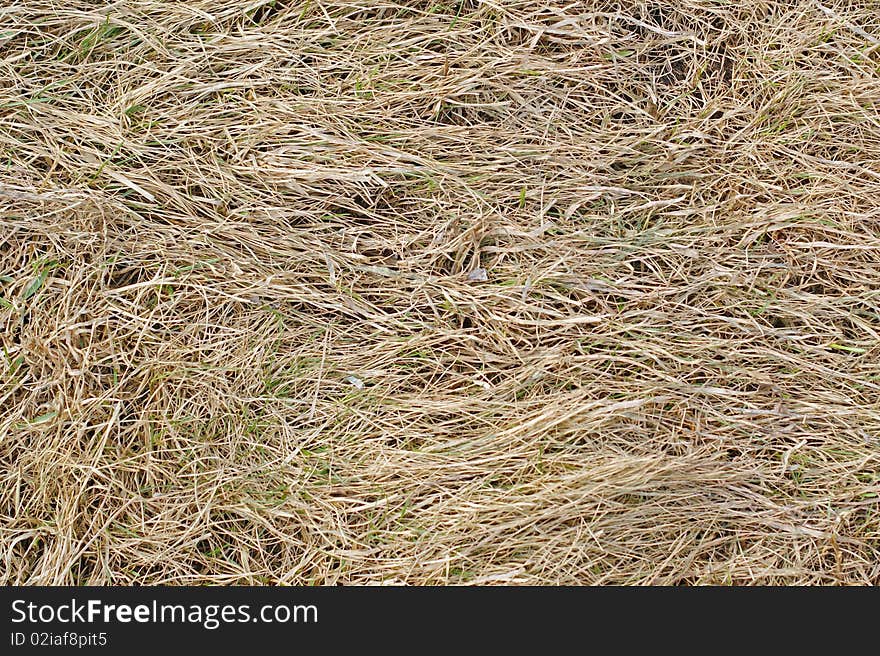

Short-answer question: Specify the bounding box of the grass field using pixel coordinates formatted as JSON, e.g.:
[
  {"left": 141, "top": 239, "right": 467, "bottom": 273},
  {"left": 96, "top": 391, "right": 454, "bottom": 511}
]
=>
[{"left": 2, "top": 1, "right": 879, "bottom": 585}]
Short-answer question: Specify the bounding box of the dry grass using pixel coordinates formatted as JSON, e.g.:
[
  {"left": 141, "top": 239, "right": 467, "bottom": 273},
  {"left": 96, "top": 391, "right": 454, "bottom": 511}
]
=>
[{"left": 2, "top": 0, "right": 880, "bottom": 585}]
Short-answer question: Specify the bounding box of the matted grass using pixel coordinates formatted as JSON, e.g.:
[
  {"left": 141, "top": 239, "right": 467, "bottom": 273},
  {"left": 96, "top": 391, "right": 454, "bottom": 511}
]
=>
[{"left": 2, "top": 1, "right": 879, "bottom": 585}]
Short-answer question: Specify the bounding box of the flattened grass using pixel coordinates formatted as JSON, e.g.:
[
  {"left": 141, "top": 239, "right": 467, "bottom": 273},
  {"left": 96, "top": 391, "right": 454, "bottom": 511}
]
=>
[{"left": 1, "top": 1, "right": 879, "bottom": 584}]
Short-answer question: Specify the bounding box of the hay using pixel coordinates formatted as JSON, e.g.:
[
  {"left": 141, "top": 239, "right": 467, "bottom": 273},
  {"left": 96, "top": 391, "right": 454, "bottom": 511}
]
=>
[{"left": 1, "top": 1, "right": 879, "bottom": 584}]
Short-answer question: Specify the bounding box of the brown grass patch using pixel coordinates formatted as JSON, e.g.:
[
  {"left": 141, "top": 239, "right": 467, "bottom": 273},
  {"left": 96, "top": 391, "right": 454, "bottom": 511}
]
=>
[{"left": 2, "top": 1, "right": 880, "bottom": 584}]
